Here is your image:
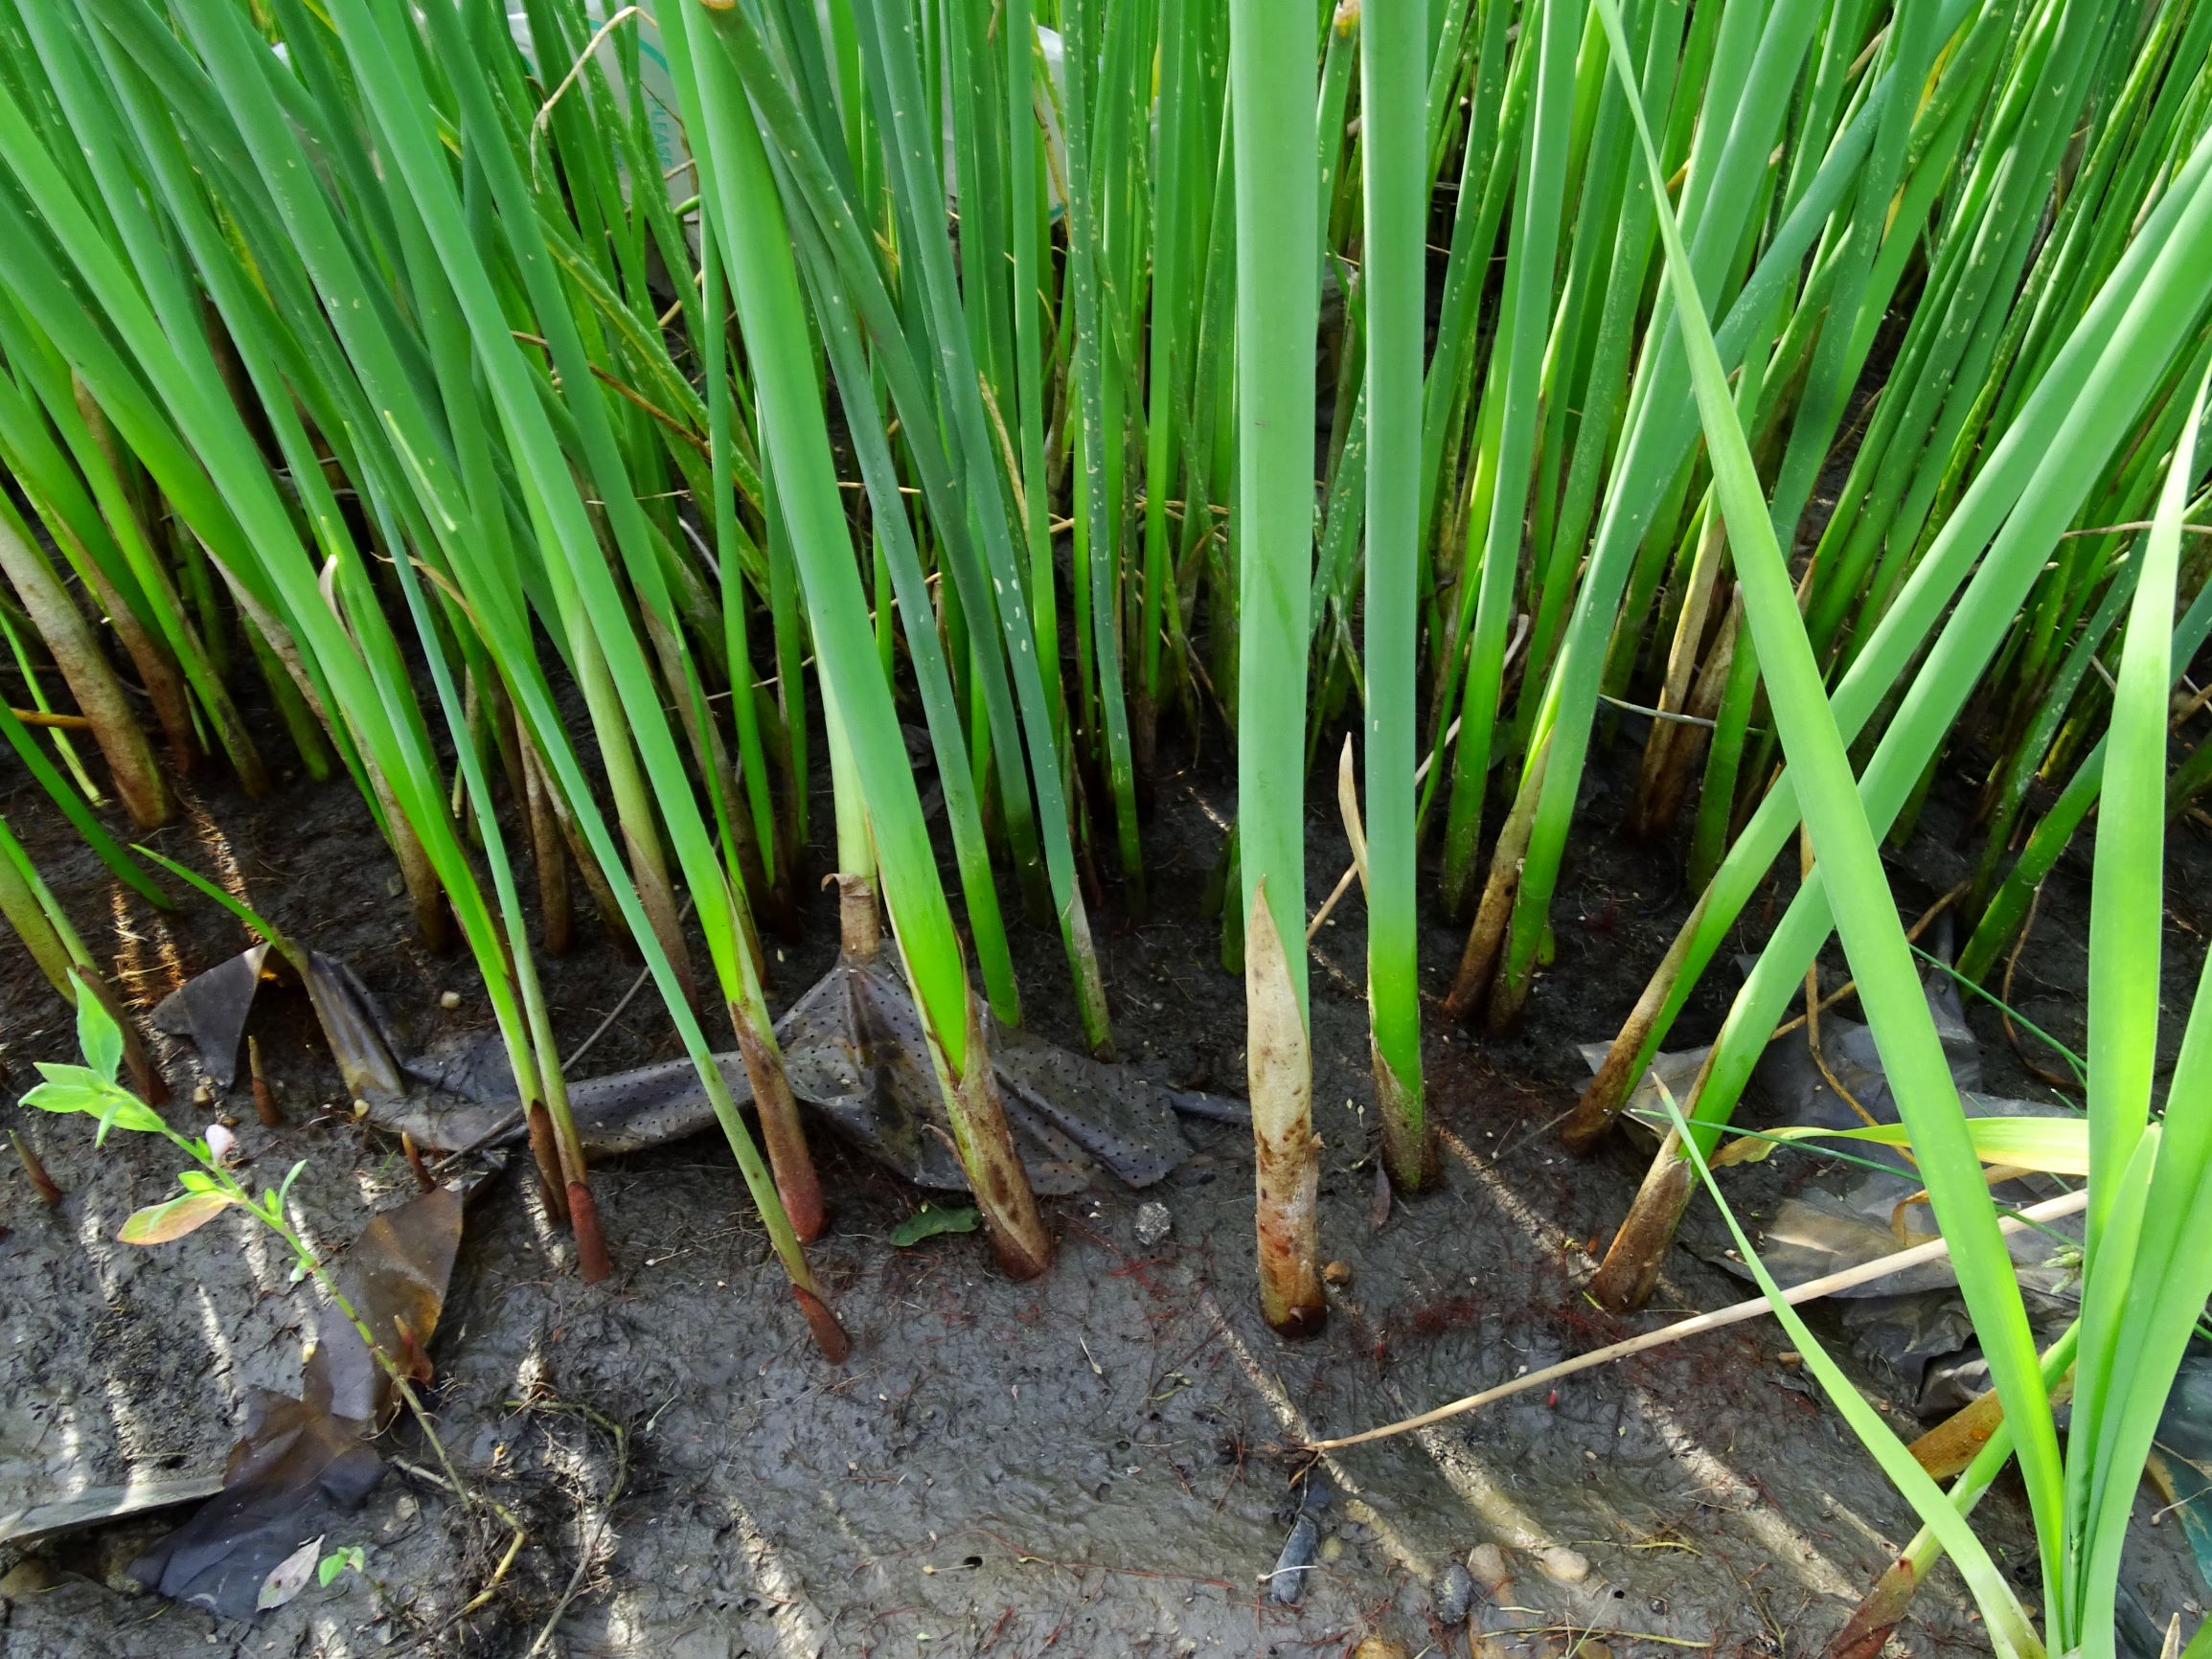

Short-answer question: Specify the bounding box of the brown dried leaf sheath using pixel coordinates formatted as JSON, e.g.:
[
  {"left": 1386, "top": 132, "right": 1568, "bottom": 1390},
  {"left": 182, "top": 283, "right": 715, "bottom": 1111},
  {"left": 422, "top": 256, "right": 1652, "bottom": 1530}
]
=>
[{"left": 1245, "top": 881, "right": 1324, "bottom": 1337}]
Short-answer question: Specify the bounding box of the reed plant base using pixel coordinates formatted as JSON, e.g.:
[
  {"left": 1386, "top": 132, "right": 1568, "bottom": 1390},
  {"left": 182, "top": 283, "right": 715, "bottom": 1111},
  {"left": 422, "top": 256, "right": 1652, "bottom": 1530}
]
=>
[
  {"left": 525, "top": 1101, "right": 570, "bottom": 1228},
  {"left": 789, "top": 1284, "right": 853, "bottom": 1365},
  {"left": 1561, "top": 890, "right": 1713, "bottom": 1152},
  {"left": 1246, "top": 883, "right": 1325, "bottom": 1338},
  {"left": 941, "top": 994, "right": 1054, "bottom": 1283},
  {"left": 568, "top": 1180, "right": 612, "bottom": 1284},
  {"left": 1372, "top": 1040, "right": 1435, "bottom": 1194},
  {"left": 1586, "top": 1131, "right": 1698, "bottom": 1313},
  {"left": 732, "top": 1010, "right": 827, "bottom": 1243}
]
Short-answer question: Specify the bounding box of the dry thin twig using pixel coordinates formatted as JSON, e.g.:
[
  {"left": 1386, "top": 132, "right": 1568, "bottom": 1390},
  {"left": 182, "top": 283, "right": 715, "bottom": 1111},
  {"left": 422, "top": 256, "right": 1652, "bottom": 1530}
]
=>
[
  {"left": 523, "top": 1403, "right": 631, "bottom": 1657},
  {"left": 1310, "top": 1189, "right": 2087, "bottom": 1450}
]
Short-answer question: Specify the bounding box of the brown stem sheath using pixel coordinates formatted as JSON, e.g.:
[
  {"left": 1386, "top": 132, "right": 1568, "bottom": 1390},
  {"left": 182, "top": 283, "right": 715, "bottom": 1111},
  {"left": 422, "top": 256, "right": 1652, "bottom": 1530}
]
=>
[
  {"left": 1446, "top": 739, "right": 1547, "bottom": 1023},
  {"left": 248, "top": 1035, "right": 283, "bottom": 1126},
  {"left": 1587, "top": 1128, "right": 1699, "bottom": 1312},
  {"left": 1561, "top": 890, "right": 1713, "bottom": 1152},
  {"left": 568, "top": 1180, "right": 612, "bottom": 1284},
  {"left": 836, "top": 873, "right": 881, "bottom": 960},
  {"left": 791, "top": 1284, "right": 851, "bottom": 1362},
  {"left": 942, "top": 993, "right": 1052, "bottom": 1280},
  {"left": 11, "top": 1130, "right": 62, "bottom": 1207},
  {"left": 731, "top": 1004, "right": 826, "bottom": 1243},
  {"left": 525, "top": 1101, "right": 570, "bottom": 1226},
  {"left": 1373, "top": 1037, "right": 1434, "bottom": 1194},
  {"left": 1246, "top": 882, "right": 1324, "bottom": 1337}
]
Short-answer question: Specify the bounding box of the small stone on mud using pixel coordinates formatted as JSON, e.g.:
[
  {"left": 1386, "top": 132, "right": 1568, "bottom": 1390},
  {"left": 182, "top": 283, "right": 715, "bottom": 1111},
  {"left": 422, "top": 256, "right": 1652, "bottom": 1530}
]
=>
[
  {"left": 1468, "top": 1541, "right": 1511, "bottom": 1592},
  {"left": 1434, "top": 1561, "right": 1476, "bottom": 1624},
  {"left": 440, "top": 989, "right": 462, "bottom": 1010},
  {"left": 1353, "top": 1639, "right": 1409, "bottom": 1659},
  {"left": 0, "top": 1558, "right": 57, "bottom": 1600},
  {"left": 1319, "top": 1534, "right": 1344, "bottom": 1564},
  {"left": 1268, "top": 1514, "right": 1318, "bottom": 1604},
  {"left": 1134, "top": 1201, "right": 1173, "bottom": 1247},
  {"left": 1537, "top": 1545, "right": 1589, "bottom": 1584},
  {"left": 1322, "top": 1260, "right": 1353, "bottom": 1286}
]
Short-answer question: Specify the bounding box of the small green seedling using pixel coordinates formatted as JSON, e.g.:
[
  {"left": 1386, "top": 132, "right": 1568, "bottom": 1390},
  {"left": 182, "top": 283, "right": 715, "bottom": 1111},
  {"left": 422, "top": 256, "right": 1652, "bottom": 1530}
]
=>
[
  {"left": 317, "top": 1544, "right": 367, "bottom": 1588},
  {"left": 254, "top": 1536, "right": 366, "bottom": 1610},
  {"left": 21, "top": 973, "right": 313, "bottom": 1274},
  {"left": 18, "top": 978, "right": 491, "bottom": 1538}
]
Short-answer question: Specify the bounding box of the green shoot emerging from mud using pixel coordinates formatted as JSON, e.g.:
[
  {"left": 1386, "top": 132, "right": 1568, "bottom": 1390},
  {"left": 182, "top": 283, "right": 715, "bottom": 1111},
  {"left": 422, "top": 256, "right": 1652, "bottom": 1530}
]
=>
[
  {"left": 17, "top": 981, "right": 493, "bottom": 1528},
  {"left": 20, "top": 979, "right": 298, "bottom": 1249}
]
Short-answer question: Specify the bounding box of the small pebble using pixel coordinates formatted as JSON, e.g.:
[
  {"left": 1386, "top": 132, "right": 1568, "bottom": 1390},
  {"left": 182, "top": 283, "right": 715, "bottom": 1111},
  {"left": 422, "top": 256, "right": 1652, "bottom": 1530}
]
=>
[
  {"left": 192, "top": 1079, "right": 216, "bottom": 1106},
  {"left": 1268, "top": 1514, "right": 1318, "bottom": 1605},
  {"left": 1133, "top": 1200, "right": 1173, "bottom": 1248},
  {"left": 440, "top": 989, "right": 462, "bottom": 1010},
  {"left": 1467, "top": 1542, "right": 1511, "bottom": 1593},
  {"left": 1322, "top": 1260, "right": 1353, "bottom": 1287},
  {"left": 0, "top": 1558, "right": 57, "bottom": 1600},
  {"left": 1319, "top": 1534, "right": 1345, "bottom": 1564},
  {"left": 1353, "top": 1640, "right": 1409, "bottom": 1659},
  {"left": 1778, "top": 1350, "right": 1803, "bottom": 1368},
  {"left": 1433, "top": 1561, "right": 1476, "bottom": 1625},
  {"left": 1537, "top": 1545, "right": 1589, "bottom": 1584}
]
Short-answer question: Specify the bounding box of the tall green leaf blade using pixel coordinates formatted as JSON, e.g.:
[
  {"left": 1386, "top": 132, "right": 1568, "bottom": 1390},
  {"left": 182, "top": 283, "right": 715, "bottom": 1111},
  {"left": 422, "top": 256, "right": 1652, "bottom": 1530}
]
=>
[
  {"left": 1360, "top": 0, "right": 1425, "bottom": 1183},
  {"left": 1585, "top": 0, "right": 2064, "bottom": 1630},
  {"left": 2067, "top": 359, "right": 2212, "bottom": 1652}
]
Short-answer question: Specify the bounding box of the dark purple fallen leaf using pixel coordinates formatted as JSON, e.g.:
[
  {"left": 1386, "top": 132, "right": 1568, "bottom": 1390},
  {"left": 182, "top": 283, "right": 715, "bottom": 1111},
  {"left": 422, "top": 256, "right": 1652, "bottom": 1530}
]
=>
[
  {"left": 128, "top": 1187, "right": 463, "bottom": 1620},
  {"left": 128, "top": 1390, "right": 380, "bottom": 1619}
]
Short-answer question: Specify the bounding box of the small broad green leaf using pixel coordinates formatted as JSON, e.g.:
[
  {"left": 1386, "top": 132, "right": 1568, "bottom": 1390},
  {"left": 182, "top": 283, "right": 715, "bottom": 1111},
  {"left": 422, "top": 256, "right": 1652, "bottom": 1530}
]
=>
[
  {"left": 119, "top": 1190, "right": 236, "bottom": 1245},
  {"left": 889, "top": 1204, "right": 980, "bottom": 1247},
  {"left": 71, "top": 980, "right": 124, "bottom": 1085},
  {"left": 258, "top": 1535, "right": 323, "bottom": 1610},
  {"left": 33, "top": 1062, "right": 110, "bottom": 1093},
  {"left": 317, "top": 1545, "right": 366, "bottom": 1588},
  {"left": 28, "top": 1066, "right": 167, "bottom": 1136},
  {"left": 177, "top": 1169, "right": 221, "bottom": 1193},
  {"left": 21, "top": 1080, "right": 112, "bottom": 1119},
  {"left": 1721, "top": 1116, "right": 2100, "bottom": 1177}
]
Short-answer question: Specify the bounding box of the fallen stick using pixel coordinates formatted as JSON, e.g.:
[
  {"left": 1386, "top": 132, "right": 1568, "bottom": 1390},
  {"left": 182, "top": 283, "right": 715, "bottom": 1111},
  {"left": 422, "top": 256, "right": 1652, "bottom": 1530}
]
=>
[{"left": 1309, "top": 1188, "right": 2087, "bottom": 1450}]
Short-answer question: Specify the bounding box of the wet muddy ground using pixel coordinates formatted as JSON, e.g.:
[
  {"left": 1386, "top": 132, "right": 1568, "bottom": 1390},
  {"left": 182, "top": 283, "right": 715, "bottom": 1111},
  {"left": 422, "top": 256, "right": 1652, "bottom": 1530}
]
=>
[{"left": 2, "top": 721, "right": 2205, "bottom": 1658}]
